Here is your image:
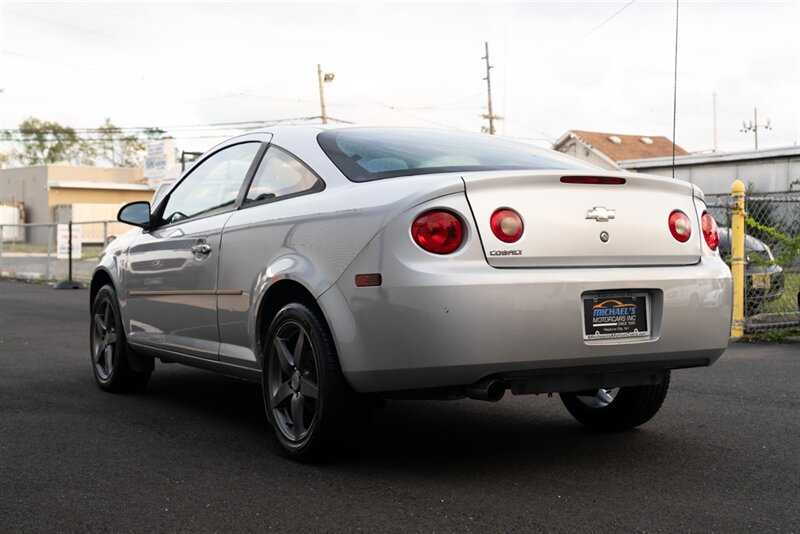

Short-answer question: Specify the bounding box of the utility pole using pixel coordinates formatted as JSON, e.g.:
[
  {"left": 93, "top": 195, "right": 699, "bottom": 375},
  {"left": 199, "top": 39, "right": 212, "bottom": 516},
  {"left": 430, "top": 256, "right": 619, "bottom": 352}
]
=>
[
  {"left": 481, "top": 42, "right": 502, "bottom": 135},
  {"left": 712, "top": 91, "right": 718, "bottom": 152},
  {"left": 317, "top": 64, "right": 335, "bottom": 125},
  {"left": 740, "top": 107, "right": 771, "bottom": 150}
]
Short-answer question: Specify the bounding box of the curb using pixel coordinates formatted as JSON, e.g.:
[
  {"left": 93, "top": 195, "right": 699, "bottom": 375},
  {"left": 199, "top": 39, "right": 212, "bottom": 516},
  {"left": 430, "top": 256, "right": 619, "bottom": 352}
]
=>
[{"left": 2, "top": 273, "right": 90, "bottom": 284}]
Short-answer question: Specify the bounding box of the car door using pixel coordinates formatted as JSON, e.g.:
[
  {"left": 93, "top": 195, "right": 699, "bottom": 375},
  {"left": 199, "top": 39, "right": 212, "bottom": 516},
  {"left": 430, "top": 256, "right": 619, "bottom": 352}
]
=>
[
  {"left": 125, "top": 142, "right": 263, "bottom": 360},
  {"left": 216, "top": 146, "right": 325, "bottom": 368}
]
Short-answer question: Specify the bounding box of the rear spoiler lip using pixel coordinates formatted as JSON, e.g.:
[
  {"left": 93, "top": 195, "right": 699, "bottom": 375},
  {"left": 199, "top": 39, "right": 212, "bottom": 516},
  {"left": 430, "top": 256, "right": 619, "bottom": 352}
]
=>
[
  {"left": 691, "top": 183, "right": 706, "bottom": 202},
  {"left": 460, "top": 169, "right": 698, "bottom": 196}
]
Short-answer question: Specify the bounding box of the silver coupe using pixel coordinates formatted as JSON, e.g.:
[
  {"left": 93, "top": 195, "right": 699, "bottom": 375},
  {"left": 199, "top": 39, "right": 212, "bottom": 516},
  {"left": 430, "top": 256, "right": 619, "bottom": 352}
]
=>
[{"left": 91, "top": 126, "right": 732, "bottom": 459}]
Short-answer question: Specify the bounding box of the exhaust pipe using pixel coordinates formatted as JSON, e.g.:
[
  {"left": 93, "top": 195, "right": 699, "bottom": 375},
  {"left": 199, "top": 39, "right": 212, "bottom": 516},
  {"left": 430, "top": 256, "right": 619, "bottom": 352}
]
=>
[{"left": 466, "top": 378, "right": 506, "bottom": 402}]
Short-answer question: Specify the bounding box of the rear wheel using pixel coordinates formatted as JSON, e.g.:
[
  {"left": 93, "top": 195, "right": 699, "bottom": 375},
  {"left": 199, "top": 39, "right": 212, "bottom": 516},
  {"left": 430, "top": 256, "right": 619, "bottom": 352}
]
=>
[
  {"left": 90, "top": 284, "right": 151, "bottom": 393},
  {"left": 262, "top": 302, "right": 364, "bottom": 460},
  {"left": 560, "top": 372, "right": 670, "bottom": 431}
]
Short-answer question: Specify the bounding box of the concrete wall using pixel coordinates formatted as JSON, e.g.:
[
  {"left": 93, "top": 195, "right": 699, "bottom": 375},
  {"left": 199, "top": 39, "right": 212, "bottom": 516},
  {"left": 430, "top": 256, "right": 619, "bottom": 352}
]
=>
[
  {"left": 0, "top": 167, "right": 51, "bottom": 244},
  {"left": 48, "top": 188, "right": 153, "bottom": 208},
  {"left": 48, "top": 165, "right": 144, "bottom": 184},
  {"left": 1, "top": 165, "right": 153, "bottom": 245}
]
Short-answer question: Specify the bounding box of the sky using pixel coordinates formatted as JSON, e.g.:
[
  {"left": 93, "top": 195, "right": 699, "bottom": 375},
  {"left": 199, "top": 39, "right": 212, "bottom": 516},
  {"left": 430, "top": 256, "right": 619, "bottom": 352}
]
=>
[{"left": 1, "top": 0, "right": 799, "bottom": 156}]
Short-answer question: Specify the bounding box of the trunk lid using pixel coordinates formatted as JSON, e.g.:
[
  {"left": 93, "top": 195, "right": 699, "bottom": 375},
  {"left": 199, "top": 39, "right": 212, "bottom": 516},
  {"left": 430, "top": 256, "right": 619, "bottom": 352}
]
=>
[{"left": 462, "top": 170, "right": 701, "bottom": 268}]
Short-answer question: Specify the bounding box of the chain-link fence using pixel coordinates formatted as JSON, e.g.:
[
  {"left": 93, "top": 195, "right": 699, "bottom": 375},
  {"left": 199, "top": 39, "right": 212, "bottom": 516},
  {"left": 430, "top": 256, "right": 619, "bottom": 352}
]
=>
[
  {"left": 0, "top": 221, "right": 117, "bottom": 282},
  {"left": 706, "top": 191, "right": 800, "bottom": 331}
]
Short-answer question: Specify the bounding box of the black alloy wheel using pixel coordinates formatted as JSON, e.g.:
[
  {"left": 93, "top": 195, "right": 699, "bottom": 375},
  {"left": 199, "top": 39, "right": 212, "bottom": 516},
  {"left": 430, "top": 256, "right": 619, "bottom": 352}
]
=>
[
  {"left": 267, "top": 319, "right": 320, "bottom": 443},
  {"left": 263, "top": 302, "right": 364, "bottom": 460},
  {"left": 92, "top": 295, "right": 119, "bottom": 382},
  {"left": 90, "top": 284, "right": 151, "bottom": 393}
]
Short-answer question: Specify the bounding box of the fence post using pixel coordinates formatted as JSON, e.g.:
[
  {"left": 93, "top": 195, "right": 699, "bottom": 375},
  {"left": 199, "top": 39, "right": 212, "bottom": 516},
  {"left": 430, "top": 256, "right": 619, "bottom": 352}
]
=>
[
  {"left": 53, "top": 220, "right": 85, "bottom": 290},
  {"left": 730, "top": 180, "right": 746, "bottom": 339},
  {"left": 0, "top": 225, "right": 4, "bottom": 276},
  {"left": 45, "top": 224, "right": 53, "bottom": 280},
  {"left": 103, "top": 221, "right": 108, "bottom": 245}
]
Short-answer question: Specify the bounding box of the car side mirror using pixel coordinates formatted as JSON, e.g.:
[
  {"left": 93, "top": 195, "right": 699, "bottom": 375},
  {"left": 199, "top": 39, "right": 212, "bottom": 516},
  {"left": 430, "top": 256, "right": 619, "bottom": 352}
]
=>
[{"left": 118, "top": 201, "right": 151, "bottom": 229}]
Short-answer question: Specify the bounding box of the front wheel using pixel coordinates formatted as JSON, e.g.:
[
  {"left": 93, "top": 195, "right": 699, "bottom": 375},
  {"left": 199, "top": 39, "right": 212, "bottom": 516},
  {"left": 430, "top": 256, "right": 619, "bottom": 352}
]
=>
[
  {"left": 560, "top": 372, "right": 670, "bottom": 431},
  {"left": 90, "top": 284, "right": 151, "bottom": 393},
  {"left": 262, "top": 302, "right": 364, "bottom": 461}
]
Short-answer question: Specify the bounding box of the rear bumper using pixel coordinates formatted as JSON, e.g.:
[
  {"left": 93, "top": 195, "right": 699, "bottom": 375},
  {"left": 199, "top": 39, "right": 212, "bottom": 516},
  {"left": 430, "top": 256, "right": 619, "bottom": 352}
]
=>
[{"left": 320, "top": 256, "right": 732, "bottom": 393}]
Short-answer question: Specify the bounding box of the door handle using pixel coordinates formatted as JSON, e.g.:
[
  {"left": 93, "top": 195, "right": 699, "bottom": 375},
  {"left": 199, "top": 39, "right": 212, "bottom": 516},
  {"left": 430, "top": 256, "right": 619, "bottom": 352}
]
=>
[{"left": 191, "top": 243, "right": 212, "bottom": 255}]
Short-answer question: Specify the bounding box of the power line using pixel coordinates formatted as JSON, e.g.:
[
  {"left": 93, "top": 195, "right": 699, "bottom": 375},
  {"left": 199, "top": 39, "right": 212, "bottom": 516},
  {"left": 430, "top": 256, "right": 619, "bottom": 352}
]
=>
[
  {"left": 1, "top": 116, "right": 348, "bottom": 134},
  {"left": 1, "top": 116, "right": 355, "bottom": 145},
  {"left": 402, "top": 0, "right": 639, "bottom": 112},
  {"left": 508, "top": 0, "right": 640, "bottom": 86},
  {"left": 335, "top": 84, "right": 467, "bottom": 130},
  {"left": 3, "top": 50, "right": 299, "bottom": 105},
  {"left": 4, "top": 9, "right": 114, "bottom": 39},
  {"left": 70, "top": 2, "right": 233, "bottom": 39}
]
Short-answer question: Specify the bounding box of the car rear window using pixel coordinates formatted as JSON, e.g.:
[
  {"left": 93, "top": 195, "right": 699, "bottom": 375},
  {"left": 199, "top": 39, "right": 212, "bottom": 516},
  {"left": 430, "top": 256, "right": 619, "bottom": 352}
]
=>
[{"left": 317, "top": 127, "right": 588, "bottom": 182}]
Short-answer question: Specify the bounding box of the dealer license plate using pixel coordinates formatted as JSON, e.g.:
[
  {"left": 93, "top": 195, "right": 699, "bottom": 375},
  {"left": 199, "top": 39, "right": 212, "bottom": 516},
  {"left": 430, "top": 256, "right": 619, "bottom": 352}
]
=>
[
  {"left": 583, "top": 292, "right": 649, "bottom": 341},
  {"left": 751, "top": 273, "right": 770, "bottom": 289}
]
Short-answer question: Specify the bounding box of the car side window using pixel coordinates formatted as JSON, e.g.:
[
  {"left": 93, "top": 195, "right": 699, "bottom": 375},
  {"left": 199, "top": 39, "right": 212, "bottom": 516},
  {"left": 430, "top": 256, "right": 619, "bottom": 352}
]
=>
[
  {"left": 244, "top": 147, "right": 320, "bottom": 204},
  {"left": 161, "top": 143, "right": 260, "bottom": 225}
]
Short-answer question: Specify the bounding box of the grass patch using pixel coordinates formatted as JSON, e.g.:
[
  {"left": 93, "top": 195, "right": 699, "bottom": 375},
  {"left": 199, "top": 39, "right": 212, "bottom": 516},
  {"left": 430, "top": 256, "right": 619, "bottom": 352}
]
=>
[
  {"left": 747, "top": 327, "right": 800, "bottom": 343},
  {"left": 765, "top": 271, "right": 799, "bottom": 313}
]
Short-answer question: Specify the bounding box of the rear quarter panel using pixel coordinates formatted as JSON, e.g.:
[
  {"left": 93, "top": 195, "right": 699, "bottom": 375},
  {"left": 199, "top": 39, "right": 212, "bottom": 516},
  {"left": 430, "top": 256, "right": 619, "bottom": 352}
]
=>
[{"left": 216, "top": 173, "right": 465, "bottom": 368}]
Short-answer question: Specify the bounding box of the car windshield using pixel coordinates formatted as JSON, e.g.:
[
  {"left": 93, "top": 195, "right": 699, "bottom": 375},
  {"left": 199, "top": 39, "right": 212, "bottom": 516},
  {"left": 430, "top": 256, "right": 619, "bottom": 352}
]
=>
[{"left": 317, "top": 127, "right": 590, "bottom": 182}]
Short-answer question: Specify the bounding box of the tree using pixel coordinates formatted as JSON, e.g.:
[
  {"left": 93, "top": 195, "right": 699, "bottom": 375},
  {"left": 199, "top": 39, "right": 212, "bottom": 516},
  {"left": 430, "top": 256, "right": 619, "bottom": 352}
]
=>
[
  {"left": 142, "top": 127, "right": 166, "bottom": 140},
  {"left": 2, "top": 117, "right": 169, "bottom": 168},
  {"left": 11, "top": 117, "right": 81, "bottom": 165},
  {"left": 95, "top": 118, "right": 145, "bottom": 167}
]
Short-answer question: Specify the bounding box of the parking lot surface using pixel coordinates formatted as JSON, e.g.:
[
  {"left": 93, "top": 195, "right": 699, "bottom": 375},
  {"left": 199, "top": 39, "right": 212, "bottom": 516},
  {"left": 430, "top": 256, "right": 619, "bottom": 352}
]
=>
[{"left": 1, "top": 280, "right": 798, "bottom": 532}]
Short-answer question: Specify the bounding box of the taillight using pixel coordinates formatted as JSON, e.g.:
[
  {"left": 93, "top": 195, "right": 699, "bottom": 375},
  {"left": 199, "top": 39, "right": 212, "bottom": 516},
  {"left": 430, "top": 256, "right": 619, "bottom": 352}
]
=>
[
  {"left": 560, "top": 176, "right": 626, "bottom": 185},
  {"left": 668, "top": 210, "right": 692, "bottom": 242},
  {"left": 411, "top": 210, "right": 464, "bottom": 254},
  {"left": 490, "top": 208, "right": 524, "bottom": 243},
  {"left": 701, "top": 211, "right": 719, "bottom": 251}
]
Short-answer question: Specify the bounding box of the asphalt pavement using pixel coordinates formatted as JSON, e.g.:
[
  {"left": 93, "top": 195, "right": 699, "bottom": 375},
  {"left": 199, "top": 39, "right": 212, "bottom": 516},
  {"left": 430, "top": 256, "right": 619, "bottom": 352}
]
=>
[{"left": 1, "top": 280, "right": 798, "bottom": 532}]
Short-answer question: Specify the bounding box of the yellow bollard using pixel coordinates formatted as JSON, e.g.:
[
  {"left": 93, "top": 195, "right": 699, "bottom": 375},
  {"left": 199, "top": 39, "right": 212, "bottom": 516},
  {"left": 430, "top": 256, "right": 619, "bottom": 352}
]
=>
[{"left": 730, "top": 180, "right": 746, "bottom": 339}]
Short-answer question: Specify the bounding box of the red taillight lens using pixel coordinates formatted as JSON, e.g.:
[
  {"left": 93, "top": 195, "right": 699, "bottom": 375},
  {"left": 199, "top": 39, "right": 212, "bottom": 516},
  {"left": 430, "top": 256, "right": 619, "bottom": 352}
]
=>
[
  {"left": 490, "top": 208, "right": 524, "bottom": 243},
  {"left": 668, "top": 210, "right": 692, "bottom": 242},
  {"left": 701, "top": 211, "right": 719, "bottom": 251},
  {"left": 411, "top": 210, "right": 464, "bottom": 254}
]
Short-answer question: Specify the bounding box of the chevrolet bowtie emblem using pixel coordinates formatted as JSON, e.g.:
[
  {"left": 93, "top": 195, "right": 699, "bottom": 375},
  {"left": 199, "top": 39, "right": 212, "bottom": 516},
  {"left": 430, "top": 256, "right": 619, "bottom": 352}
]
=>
[{"left": 586, "top": 206, "right": 616, "bottom": 222}]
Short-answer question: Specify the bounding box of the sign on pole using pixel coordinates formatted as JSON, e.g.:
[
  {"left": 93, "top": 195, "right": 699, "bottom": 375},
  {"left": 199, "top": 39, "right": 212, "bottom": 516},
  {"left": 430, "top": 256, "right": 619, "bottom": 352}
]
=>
[
  {"left": 144, "top": 139, "right": 175, "bottom": 190},
  {"left": 56, "top": 224, "right": 82, "bottom": 259}
]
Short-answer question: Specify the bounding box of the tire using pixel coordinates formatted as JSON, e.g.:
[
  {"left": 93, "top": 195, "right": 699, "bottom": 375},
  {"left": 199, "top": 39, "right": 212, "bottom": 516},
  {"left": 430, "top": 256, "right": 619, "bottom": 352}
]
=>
[
  {"left": 90, "top": 284, "right": 151, "bottom": 393},
  {"left": 262, "top": 302, "right": 364, "bottom": 461},
  {"left": 559, "top": 372, "right": 670, "bottom": 431}
]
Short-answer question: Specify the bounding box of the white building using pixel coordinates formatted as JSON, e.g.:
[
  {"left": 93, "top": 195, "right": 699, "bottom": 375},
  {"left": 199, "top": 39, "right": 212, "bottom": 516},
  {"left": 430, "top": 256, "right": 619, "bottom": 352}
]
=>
[{"left": 620, "top": 146, "right": 800, "bottom": 194}]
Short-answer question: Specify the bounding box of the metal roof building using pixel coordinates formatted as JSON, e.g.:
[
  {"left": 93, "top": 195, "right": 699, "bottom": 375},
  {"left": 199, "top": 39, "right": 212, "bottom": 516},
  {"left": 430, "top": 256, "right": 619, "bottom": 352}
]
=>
[{"left": 619, "top": 146, "right": 800, "bottom": 195}]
